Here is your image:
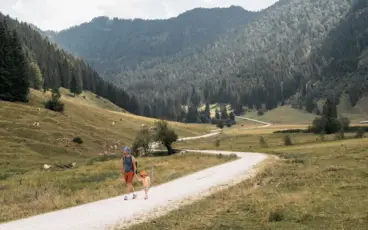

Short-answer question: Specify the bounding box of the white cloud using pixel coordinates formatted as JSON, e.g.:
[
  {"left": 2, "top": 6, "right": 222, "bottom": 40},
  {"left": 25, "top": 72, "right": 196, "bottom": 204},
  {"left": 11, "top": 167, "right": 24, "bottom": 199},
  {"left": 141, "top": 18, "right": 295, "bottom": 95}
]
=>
[{"left": 0, "top": 0, "right": 278, "bottom": 31}]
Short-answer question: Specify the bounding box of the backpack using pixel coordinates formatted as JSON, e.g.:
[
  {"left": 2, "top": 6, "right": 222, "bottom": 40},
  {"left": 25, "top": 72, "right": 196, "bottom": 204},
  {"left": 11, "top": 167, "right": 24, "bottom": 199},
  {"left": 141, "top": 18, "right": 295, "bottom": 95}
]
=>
[
  {"left": 134, "top": 159, "right": 138, "bottom": 174},
  {"left": 123, "top": 155, "right": 138, "bottom": 174}
]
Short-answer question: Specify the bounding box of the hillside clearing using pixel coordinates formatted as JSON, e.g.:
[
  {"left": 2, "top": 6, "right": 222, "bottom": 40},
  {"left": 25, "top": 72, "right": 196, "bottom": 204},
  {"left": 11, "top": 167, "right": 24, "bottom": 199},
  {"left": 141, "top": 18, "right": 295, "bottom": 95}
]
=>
[{"left": 0, "top": 89, "right": 212, "bottom": 177}]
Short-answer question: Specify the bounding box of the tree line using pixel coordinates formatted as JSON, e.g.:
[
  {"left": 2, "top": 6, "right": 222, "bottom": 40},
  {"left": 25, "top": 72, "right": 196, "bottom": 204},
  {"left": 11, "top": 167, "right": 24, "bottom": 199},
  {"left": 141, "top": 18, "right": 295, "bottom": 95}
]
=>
[{"left": 0, "top": 14, "right": 139, "bottom": 114}]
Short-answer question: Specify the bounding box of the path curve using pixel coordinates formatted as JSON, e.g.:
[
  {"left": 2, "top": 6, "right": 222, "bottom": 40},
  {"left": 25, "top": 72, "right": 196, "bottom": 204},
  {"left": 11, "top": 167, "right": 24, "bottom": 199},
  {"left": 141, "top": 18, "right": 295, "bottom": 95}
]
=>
[
  {"left": 236, "top": 116, "right": 272, "bottom": 129},
  {"left": 0, "top": 151, "right": 267, "bottom": 230}
]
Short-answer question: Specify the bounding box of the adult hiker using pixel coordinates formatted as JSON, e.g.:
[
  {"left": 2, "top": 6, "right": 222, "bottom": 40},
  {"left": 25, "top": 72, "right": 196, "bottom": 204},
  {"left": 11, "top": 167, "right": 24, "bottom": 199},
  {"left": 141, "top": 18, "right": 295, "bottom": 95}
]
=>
[{"left": 120, "top": 146, "right": 137, "bottom": 200}]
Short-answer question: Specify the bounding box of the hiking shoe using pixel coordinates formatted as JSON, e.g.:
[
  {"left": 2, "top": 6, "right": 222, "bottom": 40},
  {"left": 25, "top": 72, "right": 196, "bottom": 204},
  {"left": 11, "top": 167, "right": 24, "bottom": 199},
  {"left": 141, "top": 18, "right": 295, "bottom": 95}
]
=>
[
  {"left": 132, "top": 194, "right": 137, "bottom": 199},
  {"left": 124, "top": 196, "right": 128, "bottom": 200}
]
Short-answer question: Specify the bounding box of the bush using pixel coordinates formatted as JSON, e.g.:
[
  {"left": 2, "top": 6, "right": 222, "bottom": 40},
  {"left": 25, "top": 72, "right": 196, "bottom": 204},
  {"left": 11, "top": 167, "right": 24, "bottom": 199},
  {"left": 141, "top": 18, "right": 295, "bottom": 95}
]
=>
[
  {"left": 283, "top": 135, "right": 293, "bottom": 146},
  {"left": 259, "top": 136, "right": 268, "bottom": 148},
  {"left": 339, "top": 116, "right": 350, "bottom": 130},
  {"left": 216, "top": 120, "right": 224, "bottom": 129},
  {"left": 274, "top": 129, "right": 309, "bottom": 134},
  {"left": 132, "top": 127, "right": 151, "bottom": 156},
  {"left": 72, "top": 137, "right": 83, "bottom": 144},
  {"left": 355, "top": 128, "right": 365, "bottom": 138},
  {"left": 268, "top": 210, "right": 284, "bottom": 222},
  {"left": 257, "top": 109, "right": 264, "bottom": 116},
  {"left": 45, "top": 99, "right": 64, "bottom": 112},
  {"left": 311, "top": 117, "right": 341, "bottom": 134},
  {"left": 215, "top": 139, "right": 221, "bottom": 148}
]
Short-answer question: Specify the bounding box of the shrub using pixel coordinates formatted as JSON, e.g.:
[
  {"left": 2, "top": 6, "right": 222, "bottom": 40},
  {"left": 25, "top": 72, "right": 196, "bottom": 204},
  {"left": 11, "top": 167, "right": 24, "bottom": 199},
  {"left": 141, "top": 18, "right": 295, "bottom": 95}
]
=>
[
  {"left": 216, "top": 120, "right": 224, "bottom": 129},
  {"left": 311, "top": 117, "right": 341, "bottom": 134},
  {"left": 339, "top": 116, "right": 350, "bottom": 130},
  {"left": 215, "top": 139, "right": 221, "bottom": 148},
  {"left": 72, "top": 137, "right": 83, "bottom": 144},
  {"left": 259, "top": 136, "right": 268, "bottom": 148},
  {"left": 45, "top": 87, "right": 64, "bottom": 112},
  {"left": 257, "top": 109, "right": 264, "bottom": 116},
  {"left": 355, "top": 128, "right": 365, "bottom": 138},
  {"left": 283, "top": 135, "right": 293, "bottom": 146},
  {"left": 268, "top": 210, "right": 284, "bottom": 222},
  {"left": 45, "top": 99, "right": 64, "bottom": 112}
]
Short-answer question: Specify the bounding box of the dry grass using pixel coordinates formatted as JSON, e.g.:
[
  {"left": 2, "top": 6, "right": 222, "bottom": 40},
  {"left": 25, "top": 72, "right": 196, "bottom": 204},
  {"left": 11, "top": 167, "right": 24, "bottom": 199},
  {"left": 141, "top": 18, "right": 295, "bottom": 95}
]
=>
[
  {"left": 0, "top": 152, "right": 236, "bottom": 223},
  {"left": 130, "top": 136, "right": 368, "bottom": 230},
  {"left": 0, "top": 89, "right": 212, "bottom": 177},
  {"left": 245, "top": 106, "right": 317, "bottom": 124}
]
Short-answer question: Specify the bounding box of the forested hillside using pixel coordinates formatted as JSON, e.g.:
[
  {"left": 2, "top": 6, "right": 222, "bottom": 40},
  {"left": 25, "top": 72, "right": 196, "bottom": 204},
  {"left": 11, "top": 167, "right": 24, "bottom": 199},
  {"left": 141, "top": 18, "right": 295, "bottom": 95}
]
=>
[
  {"left": 51, "top": 6, "right": 257, "bottom": 77},
  {"left": 0, "top": 13, "right": 139, "bottom": 114},
  {"left": 303, "top": 0, "right": 368, "bottom": 111},
  {"left": 48, "top": 0, "right": 363, "bottom": 123}
]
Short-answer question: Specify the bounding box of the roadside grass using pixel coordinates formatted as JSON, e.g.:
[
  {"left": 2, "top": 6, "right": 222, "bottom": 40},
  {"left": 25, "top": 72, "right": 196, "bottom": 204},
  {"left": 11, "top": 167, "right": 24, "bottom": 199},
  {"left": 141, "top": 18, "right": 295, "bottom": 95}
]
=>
[
  {"left": 0, "top": 89, "right": 212, "bottom": 177},
  {"left": 174, "top": 130, "right": 358, "bottom": 152},
  {"left": 245, "top": 106, "right": 318, "bottom": 124},
  {"left": 0, "top": 152, "right": 237, "bottom": 223},
  {"left": 129, "top": 137, "right": 368, "bottom": 230}
]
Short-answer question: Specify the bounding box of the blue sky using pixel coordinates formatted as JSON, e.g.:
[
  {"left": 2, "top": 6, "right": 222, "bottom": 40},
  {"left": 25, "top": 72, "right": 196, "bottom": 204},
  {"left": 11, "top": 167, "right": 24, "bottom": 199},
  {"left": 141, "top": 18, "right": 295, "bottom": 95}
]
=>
[{"left": 0, "top": 0, "right": 278, "bottom": 31}]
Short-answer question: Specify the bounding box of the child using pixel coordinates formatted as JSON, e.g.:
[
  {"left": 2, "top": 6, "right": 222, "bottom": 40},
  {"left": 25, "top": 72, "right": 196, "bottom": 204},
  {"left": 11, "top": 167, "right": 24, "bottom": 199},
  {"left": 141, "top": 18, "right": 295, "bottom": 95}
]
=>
[{"left": 137, "top": 170, "right": 151, "bottom": 200}]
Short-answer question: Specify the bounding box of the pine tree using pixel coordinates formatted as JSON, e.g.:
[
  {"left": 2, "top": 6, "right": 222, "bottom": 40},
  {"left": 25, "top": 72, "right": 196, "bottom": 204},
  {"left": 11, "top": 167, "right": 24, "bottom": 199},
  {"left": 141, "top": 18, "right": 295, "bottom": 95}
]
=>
[
  {"left": 204, "top": 102, "right": 211, "bottom": 120},
  {"left": 215, "top": 109, "right": 220, "bottom": 120},
  {"left": 70, "top": 74, "right": 82, "bottom": 96},
  {"left": 220, "top": 105, "right": 229, "bottom": 120},
  {"left": 229, "top": 111, "right": 235, "bottom": 122},
  {"left": 28, "top": 62, "right": 43, "bottom": 90},
  {"left": 0, "top": 21, "right": 29, "bottom": 102}
]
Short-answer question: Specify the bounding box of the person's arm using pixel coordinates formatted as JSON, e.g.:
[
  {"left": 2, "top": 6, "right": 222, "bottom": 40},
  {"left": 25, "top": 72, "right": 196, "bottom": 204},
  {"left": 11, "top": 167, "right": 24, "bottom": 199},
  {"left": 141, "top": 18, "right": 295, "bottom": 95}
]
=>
[
  {"left": 146, "top": 177, "right": 151, "bottom": 187},
  {"left": 120, "top": 158, "right": 124, "bottom": 179}
]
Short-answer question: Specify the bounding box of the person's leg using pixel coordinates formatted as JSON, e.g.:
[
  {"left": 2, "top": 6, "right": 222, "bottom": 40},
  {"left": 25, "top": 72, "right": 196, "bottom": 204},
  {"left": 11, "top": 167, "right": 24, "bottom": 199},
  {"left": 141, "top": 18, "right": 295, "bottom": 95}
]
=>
[
  {"left": 144, "top": 187, "right": 148, "bottom": 199},
  {"left": 124, "top": 172, "right": 129, "bottom": 200},
  {"left": 126, "top": 172, "right": 137, "bottom": 199}
]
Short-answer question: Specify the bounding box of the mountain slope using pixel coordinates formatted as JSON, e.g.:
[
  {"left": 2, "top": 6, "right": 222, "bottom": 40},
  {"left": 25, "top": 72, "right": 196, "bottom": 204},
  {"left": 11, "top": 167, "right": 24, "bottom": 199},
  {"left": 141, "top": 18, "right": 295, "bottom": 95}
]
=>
[
  {"left": 50, "top": 6, "right": 258, "bottom": 77},
  {"left": 303, "top": 0, "right": 368, "bottom": 109},
  {"left": 48, "top": 0, "right": 366, "bottom": 122},
  {"left": 0, "top": 13, "right": 139, "bottom": 114}
]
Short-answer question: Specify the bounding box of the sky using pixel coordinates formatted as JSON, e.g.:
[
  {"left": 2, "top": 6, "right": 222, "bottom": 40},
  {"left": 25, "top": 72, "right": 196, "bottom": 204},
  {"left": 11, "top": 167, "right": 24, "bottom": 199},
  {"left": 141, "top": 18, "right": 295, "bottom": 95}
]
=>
[{"left": 0, "top": 0, "right": 278, "bottom": 31}]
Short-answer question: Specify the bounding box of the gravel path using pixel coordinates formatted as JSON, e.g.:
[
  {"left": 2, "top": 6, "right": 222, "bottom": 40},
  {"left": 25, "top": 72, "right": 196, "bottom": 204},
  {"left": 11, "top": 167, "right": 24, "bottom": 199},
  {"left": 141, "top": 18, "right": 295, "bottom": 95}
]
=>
[{"left": 0, "top": 151, "right": 267, "bottom": 230}]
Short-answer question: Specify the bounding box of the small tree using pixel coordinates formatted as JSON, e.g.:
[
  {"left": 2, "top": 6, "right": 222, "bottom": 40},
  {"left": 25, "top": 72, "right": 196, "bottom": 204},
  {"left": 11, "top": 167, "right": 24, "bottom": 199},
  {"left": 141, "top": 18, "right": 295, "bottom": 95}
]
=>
[
  {"left": 259, "top": 136, "right": 268, "bottom": 148},
  {"left": 215, "top": 139, "right": 221, "bottom": 148},
  {"left": 220, "top": 106, "right": 229, "bottom": 120},
  {"left": 229, "top": 112, "right": 236, "bottom": 124},
  {"left": 153, "top": 120, "right": 178, "bottom": 155},
  {"left": 339, "top": 116, "right": 350, "bottom": 130},
  {"left": 70, "top": 75, "right": 82, "bottom": 96},
  {"left": 215, "top": 109, "right": 220, "bottom": 120},
  {"left": 217, "top": 120, "right": 224, "bottom": 129},
  {"left": 283, "top": 135, "right": 293, "bottom": 146},
  {"left": 355, "top": 128, "right": 365, "bottom": 138},
  {"left": 132, "top": 126, "right": 151, "bottom": 156},
  {"left": 28, "top": 62, "right": 43, "bottom": 90},
  {"left": 45, "top": 87, "right": 64, "bottom": 112}
]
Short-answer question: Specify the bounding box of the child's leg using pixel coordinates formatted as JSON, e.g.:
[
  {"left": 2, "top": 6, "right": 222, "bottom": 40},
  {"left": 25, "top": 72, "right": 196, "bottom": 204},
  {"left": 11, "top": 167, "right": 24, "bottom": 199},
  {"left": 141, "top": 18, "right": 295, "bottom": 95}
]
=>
[{"left": 144, "top": 187, "right": 148, "bottom": 199}]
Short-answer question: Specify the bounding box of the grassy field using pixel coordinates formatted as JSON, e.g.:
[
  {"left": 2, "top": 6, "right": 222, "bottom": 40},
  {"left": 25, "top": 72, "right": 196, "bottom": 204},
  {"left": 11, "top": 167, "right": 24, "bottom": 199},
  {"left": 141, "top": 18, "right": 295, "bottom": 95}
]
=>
[
  {"left": 130, "top": 134, "right": 368, "bottom": 230},
  {"left": 0, "top": 152, "right": 236, "bottom": 223},
  {"left": 244, "top": 106, "right": 318, "bottom": 124},
  {"left": 0, "top": 89, "right": 212, "bottom": 178}
]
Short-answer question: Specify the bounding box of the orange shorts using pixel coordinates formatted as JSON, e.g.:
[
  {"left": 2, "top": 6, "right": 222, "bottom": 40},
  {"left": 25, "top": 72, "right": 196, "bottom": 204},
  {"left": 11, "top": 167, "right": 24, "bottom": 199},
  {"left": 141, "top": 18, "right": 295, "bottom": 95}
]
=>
[{"left": 124, "top": 172, "right": 134, "bottom": 184}]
